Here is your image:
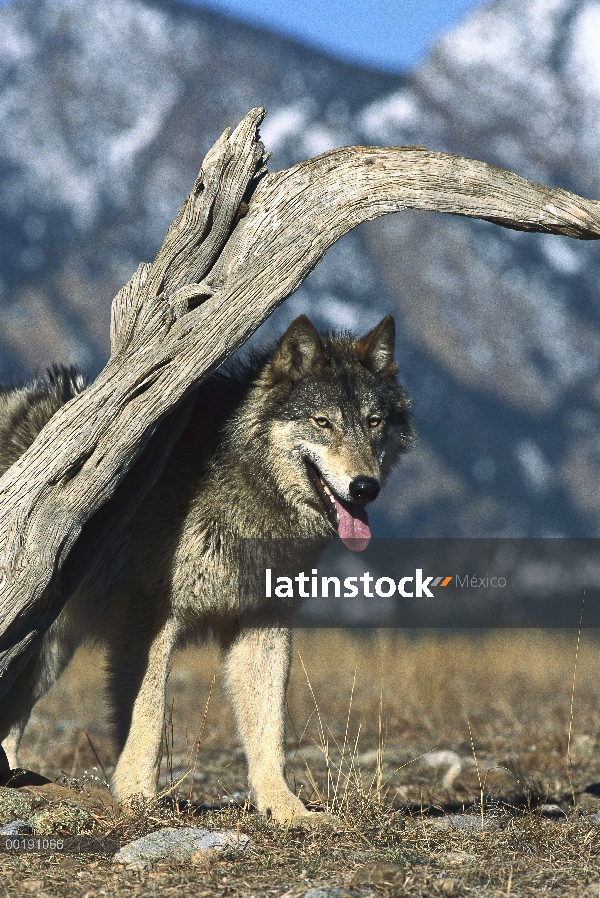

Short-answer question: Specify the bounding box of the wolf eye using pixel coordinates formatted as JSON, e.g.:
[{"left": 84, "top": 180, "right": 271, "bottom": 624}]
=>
[
  {"left": 368, "top": 415, "right": 383, "bottom": 428},
  {"left": 312, "top": 416, "right": 331, "bottom": 428}
]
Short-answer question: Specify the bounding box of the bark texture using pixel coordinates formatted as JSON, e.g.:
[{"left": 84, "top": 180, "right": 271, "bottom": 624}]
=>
[{"left": 1, "top": 106, "right": 599, "bottom": 698}]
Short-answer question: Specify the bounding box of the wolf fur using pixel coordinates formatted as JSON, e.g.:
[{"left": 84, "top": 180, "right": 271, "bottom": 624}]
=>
[{"left": 0, "top": 316, "right": 414, "bottom": 821}]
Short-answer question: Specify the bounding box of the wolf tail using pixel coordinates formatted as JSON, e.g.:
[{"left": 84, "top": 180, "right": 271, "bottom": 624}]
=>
[{"left": 0, "top": 364, "right": 87, "bottom": 476}]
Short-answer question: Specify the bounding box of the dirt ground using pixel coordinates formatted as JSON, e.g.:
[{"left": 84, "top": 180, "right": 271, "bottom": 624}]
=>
[{"left": 3, "top": 630, "right": 600, "bottom": 896}]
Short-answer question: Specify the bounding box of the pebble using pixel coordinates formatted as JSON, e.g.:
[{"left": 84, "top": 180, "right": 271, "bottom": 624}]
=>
[
  {"left": 0, "top": 819, "right": 33, "bottom": 835},
  {"left": 432, "top": 813, "right": 501, "bottom": 832},
  {"left": 303, "top": 889, "right": 354, "bottom": 898},
  {"left": 538, "top": 803, "right": 566, "bottom": 819},
  {"left": 423, "top": 750, "right": 463, "bottom": 788},
  {"left": 113, "top": 827, "right": 250, "bottom": 866}
]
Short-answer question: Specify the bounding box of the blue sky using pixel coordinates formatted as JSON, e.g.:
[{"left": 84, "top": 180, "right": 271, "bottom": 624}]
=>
[
  {"left": 182, "top": 0, "right": 487, "bottom": 71},
  {"left": 0, "top": 0, "right": 488, "bottom": 71}
]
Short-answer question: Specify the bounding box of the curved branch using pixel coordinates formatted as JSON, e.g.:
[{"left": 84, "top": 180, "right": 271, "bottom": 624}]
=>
[
  {"left": 166, "top": 144, "right": 600, "bottom": 382},
  {"left": 217, "top": 145, "right": 600, "bottom": 285}
]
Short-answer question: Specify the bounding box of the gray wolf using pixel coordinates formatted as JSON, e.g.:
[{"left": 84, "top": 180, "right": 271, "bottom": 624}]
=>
[{"left": 0, "top": 315, "right": 414, "bottom": 821}]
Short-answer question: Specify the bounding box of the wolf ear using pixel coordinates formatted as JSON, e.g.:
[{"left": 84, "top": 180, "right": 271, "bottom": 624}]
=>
[
  {"left": 356, "top": 316, "right": 397, "bottom": 378},
  {"left": 270, "top": 316, "right": 325, "bottom": 383}
]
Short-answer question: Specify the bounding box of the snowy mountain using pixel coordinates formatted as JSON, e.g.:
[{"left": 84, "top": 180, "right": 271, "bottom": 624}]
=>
[{"left": 1, "top": 0, "right": 600, "bottom": 537}]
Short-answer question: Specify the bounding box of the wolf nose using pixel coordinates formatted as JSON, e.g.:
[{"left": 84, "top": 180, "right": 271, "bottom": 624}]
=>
[{"left": 349, "top": 477, "right": 380, "bottom": 503}]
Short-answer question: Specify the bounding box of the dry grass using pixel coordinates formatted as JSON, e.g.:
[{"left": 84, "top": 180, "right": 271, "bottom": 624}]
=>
[{"left": 5, "top": 630, "right": 600, "bottom": 896}]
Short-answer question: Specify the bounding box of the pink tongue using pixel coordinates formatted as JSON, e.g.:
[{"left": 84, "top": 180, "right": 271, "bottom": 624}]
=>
[{"left": 333, "top": 496, "right": 371, "bottom": 552}]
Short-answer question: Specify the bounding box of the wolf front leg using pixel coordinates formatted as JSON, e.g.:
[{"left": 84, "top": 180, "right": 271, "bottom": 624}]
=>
[
  {"left": 223, "top": 626, "right": 312, "bottom": 822},
  {"left": 108, "top": 618, "right": 178, "bottom": 802}
]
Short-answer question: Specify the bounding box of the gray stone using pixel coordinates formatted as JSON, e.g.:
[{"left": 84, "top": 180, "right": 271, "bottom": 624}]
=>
[
  {"left": 422, "top": 750, "right": 463, "bottom": 788},
  {"left": 538, "top": 803, "right": 566, "bottom": 819},
  {"left": 432, "top": 813, "right": 501, "bottom": 832},
  {"left": 0, "top": 819, "right": 33, "bottom": 835},
  {"left": 113, "top": 827, "right": 250, "bottom": 865},
  {"left": 304, "top": 890, "right": 353, "bottom": 898}
]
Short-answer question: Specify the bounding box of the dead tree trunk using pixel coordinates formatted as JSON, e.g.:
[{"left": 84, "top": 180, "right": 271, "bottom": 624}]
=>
[{"left": 1, "top": 106, "right": 600, "bottom": 700}]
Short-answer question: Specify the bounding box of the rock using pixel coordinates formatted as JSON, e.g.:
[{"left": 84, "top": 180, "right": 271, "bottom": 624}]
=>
[
  {"left": 304, "top": 889, "right": 354, "bottom": 898},
  {"left": 0, "top": 819, "right": 33, "bottom": 835},
  {"left": 31, "top": 800, "right": 94, "bottom": 835},
  {"left": 423, "top": 750, "right": 463, "bottom": 789},
  {"left": 538, "top": 804, "right": 566, "bottom": 820},
  {"left": 432, "top": 813, "right": 501, "bottom": 832},
  {"left": 349, "top": 861, "right": 405, "bottom": 886},
  {"left": 113, "top": 827, "right": 250, "bottom": 865},
  {"left": 0, "top": 786, "right": 32, "bottom": 825}
]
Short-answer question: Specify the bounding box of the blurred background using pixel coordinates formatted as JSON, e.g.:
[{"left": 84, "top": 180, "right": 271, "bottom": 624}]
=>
[{"left": 1, "top": 0, "right": 600, "bottom": 538}]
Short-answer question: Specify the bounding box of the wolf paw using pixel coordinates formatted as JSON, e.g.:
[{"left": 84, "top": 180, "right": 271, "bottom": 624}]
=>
[
  {"left": 256, "top": 790, "right": 336, "bottom": 826},
  {"left": 289, "top": 810, "right": 337, "bottom": 828}
]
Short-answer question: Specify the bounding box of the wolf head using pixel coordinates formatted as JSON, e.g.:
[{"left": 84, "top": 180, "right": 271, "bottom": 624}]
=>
[{"left": 253, "top": 315, "right": 414, "bottom": 551}]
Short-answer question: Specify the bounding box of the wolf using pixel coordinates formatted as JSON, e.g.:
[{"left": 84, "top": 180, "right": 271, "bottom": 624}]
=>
[{"left": 0, "top": 315, "right": 414, "bottom": 821}]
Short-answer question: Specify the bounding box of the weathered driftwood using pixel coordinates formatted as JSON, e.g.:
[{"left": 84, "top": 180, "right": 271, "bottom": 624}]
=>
[{"left": 1, "top": 106, "right": 600, "bottom": 699}]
